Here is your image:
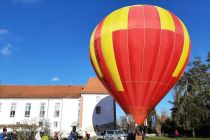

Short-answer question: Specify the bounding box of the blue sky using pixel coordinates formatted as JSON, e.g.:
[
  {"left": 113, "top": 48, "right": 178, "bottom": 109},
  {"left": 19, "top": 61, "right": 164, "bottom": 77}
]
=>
[{"left": 0, "top": 0, "right": 209, "bottom": 117}]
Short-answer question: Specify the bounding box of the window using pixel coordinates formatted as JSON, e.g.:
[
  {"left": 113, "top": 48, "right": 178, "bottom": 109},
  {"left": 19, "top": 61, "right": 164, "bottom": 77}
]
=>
[
  {"left": 25, "top": 103, "right": 31, "bottom": 117},
  {"left": 39, "top": 103, "right": 46, "bottom": 117},
  {"left": 54, "top": 103, "right": 60, "bottom": 117},
  {"left": 107, "top": 130, "right": 114, "bottom": 134},
  {"left": 96, "top": 106, "right": 101, "bottom": 114},
  {"left": 39, "top": 122, "right": 43, "bottom": 127},
  {"left": 10, "top": 103, "right": 16, "bottom": 117},
  {"left": 54, "top": 122, "right": 58, "bottom": 127},
  {"left": 0, "top": 103, "right": 2, "bottom": 112},
  {"left": 96, "top": 96, "right": 101, "bottom": 103}
]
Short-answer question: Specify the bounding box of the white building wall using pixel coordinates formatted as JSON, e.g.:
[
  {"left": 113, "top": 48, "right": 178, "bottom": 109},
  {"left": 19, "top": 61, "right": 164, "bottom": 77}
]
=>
[
  {"left": 47, "top": 99, "right": 62, "bottom": 133},
  {"left": 60, "top": 99, "right": 79, "bottom": 136},
  {"left": 0, "top": 95, "right": 115, "bottom": 137},
  {"left": 81, "top": 94, "right": 114, "bottom": 136},
  {"left": 0, "top": 98, "right": 79, "bottom": 137},
  {"left": 0, "top": 99, "right": 48, "bottom": 125}
]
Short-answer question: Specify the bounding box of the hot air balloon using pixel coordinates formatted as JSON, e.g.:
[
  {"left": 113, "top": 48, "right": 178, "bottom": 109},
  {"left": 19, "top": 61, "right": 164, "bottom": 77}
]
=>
[{"left": 90, "top": 5, "right": 190, "bottom": 125}]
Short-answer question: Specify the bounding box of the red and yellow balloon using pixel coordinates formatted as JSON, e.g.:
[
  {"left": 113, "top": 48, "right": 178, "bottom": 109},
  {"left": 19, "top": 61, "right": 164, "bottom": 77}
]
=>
[{"left": 90, "top": 5, "right": 190, "bottom": 125}]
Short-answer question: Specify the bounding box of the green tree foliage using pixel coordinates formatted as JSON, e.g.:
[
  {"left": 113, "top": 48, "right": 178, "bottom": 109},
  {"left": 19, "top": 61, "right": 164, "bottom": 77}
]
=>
[
  {"left": 147, "top": 109, "right": 156, "bottom": 134},
  {"left": 171, "top": 52, "right": 210, "bottom": 137},
  {"left": 147, "top": 109, "right": 156, "bottom": 128}
]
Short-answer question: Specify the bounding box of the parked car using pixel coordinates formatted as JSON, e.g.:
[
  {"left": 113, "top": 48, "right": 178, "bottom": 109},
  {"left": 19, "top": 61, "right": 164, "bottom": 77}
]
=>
[{"left": 104, "top": 130, "right": 127, "bottom": 140}]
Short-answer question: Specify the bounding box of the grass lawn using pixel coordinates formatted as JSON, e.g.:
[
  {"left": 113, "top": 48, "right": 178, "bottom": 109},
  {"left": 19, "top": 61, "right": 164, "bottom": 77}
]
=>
[{"left": 144, "top": 136, "right": 210, "bottom": 140}]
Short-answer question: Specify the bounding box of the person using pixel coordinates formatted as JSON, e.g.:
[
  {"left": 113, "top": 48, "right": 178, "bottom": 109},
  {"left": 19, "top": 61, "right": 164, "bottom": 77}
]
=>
[
  {"left": 35, "top": 132, "right": 41, "bottom": 140},
  {"left": 77, "top": 129, "right": 82, "bottom": 140},
  {"left": 7, "top": 132, "right": 13, "bottom": 140},
  {"left": 0, "top": 128, "right": 7, "bottom": 140},
  {"left": 11, "top": 130, "right": 17, "bottom": 140},
  {"left": 85, "top": 131, "right": 90, "bottom": 140},
  {"left": 8, "top": 130, "right": 17, "bottom": 140},
  {"left": 29, "top": 131, "right": 35, "bottom": 140},
  {"left": 135, "top": 130, "right": 142, "bottom": 140},
  {"left": 69, "top": 131, "right": 73, "bottom": 140},
  {"left": 175, "top": 129, "right": 179, "bottom": 137},
  {"left": 127, "top": 130, "right": 135, "bottom": 140},
  {"left": 73, "top": 132, "right": 78, "bottom": 140},
  {"left": 54, "top": 132, "right": 59, "bottom": 140},
  {"left": 41, "top": 132, "right": 49, "bottom": 140}
]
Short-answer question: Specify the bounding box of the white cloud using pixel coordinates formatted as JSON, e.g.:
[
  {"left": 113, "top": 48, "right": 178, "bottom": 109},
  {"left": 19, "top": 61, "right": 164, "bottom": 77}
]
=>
[
  {"left": 50, "top": 77, "right": 60, "bottom": 82},
  {"left": 0, "top": 29, "right": 21, "bottom": 56},
  {"left": 0, "top": 29, "right": 9, "bottom": 35},
  {"left": 1, "top": 47, "right": 11, "bottom": 55},
  {"left": 0, "top": 44, "right": 12, "bottom": 56}
]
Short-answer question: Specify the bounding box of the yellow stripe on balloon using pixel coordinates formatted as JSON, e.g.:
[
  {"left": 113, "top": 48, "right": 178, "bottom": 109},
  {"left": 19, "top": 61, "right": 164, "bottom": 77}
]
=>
[
  {"left": 90, "top": 26, "right": 103, "bottom": 77},
  {"left": 155, "top": 6, "right": 175, "bottom": 32},
  {"left": 172, "top": 20, "right": 190, "bottom": 77},
  {"left": 100, "top": 6, "right": 129, "bottom": 91}
]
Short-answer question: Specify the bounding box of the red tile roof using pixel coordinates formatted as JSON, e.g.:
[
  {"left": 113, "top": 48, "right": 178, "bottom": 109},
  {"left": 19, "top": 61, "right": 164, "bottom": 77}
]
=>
[
  {"left": 81, "top": 77, "right": 108, "bottom": 94},
  {"left": 0, "top": 85, "right": 83, "bottom": 98},
  {"left": 0, "top": 77, "right": 109, "bottom": 98}
]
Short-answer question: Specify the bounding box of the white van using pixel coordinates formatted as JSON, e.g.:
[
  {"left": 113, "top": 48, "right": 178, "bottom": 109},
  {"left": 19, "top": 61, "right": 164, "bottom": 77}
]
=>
[{"left": 104, "top": 130, "right": 127, "bottom": 140}]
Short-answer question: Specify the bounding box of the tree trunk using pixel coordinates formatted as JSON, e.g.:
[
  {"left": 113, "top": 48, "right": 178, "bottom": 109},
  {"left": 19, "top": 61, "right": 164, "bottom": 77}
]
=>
[{"left": 192, "top": 128, "right": 196, "bottom": 137}]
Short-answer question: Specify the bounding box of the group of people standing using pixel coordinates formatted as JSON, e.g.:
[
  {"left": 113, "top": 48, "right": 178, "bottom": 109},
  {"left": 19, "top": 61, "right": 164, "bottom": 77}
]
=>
[
  {"left": 67, "top": 131, "right": 89, "bottom": 140},
  {"left": 127, "top": 130, "right": 144, "bottom": 140},
  {"left": 0, "top": 128, "right": 49, "bottom": 140},
  {"left": 0, "top": 128, "right": 18, "bottom": 140},
  {"left": 0, "top": 128, "right": 90, "bottom": 140}
]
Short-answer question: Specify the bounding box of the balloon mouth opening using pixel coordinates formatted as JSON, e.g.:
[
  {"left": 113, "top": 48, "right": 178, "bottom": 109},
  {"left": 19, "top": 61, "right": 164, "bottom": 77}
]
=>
[
  {"left": 126, "top": 106, "right": 152, "bottom": 125},
  {"left": 133, "top": 114, "right": 147, "bottom": 125}
]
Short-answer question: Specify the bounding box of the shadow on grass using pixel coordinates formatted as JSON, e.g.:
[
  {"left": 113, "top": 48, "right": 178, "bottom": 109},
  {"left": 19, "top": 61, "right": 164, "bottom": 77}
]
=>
[{"left": 144, "top": 136, "right": 210, "bottom": 140}]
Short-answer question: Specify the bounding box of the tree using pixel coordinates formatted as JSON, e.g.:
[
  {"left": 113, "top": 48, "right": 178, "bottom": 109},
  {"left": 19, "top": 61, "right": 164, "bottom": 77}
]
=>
[
  {"left": 39, "top": 118, "right": 51, "bottom": 136},
  {"left": 207, "top": 52, "right": 210, "bottom": 62},
  {"left": 160, "top": 109, "right": 169, "bottom": 123},
  {"left": 117, "top": 115, "right": 127, "bottom": 129},
  {"left": 171, "top": 52, "right": 210, "bottom": 137},
  {"left": 145, "top": 109, "right": 164, "bottom": 135},
  {"left": 126, "top": 114, "right": 136, "bottom": 131}
]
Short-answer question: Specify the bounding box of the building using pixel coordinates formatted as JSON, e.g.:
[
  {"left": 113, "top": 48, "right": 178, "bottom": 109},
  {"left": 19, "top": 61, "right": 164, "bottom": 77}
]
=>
[{"left": 0, "top": 77, "right": 115, "bottom": 137}]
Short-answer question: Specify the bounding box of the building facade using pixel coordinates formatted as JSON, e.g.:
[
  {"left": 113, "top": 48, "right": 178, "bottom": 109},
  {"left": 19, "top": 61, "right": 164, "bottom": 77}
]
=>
[{"left": 0, "top": 78, "right": 115, "bottom": 137}]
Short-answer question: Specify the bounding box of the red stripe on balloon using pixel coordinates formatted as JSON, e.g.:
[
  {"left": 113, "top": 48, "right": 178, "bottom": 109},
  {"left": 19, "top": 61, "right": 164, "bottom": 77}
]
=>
[
  {"left": 151, "top": 30, "right": 175, "bottom": 82},
  {"left": 148, "top": 33, "right": 184, "bottom": 107},
  {"left": 91, "top": 55, "right": 118, "bottom": 107},
  {"left": 151, "top": 48, "right": 190, "bottom": 108},
  {"left": 170, "top": 12, "right": 183, "bottom": 34},
  {"left": 90, "top": 54, "right": 113, "bottom": 96},
  {"left": 127, "top": 28, "right": 145, "bottom": 106},
  {"left": 159, "top": 13, "right": 184, "bottom": 83},
  {"left": 94, "top": 20, "right": 130, "bottom": 113},
  {"left": 140, "top": 5, "right": 162, "bottom": 106},
  {"left": 144, "top": 5, "right": 161, "bottom": 28},
  {"left": 128, "top": 5, "right": 144, "bottom": 28},
  {"left": 140, "top": 28, "right": 161, "bottom": 106},
  {"left": 128, "top": 6, "right": 145, "bottom": 106},
  {"left": 148, "top": 14, "right": 185, "bottom": 107},
  {"left": 112, "top": 30, "right": 134, "bottom": 106}
]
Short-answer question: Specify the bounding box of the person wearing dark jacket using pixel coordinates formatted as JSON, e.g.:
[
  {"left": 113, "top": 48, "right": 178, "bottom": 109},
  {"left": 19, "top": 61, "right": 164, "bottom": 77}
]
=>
[
  {"left": 29, "top": 131, "right": 35, "bottom": 140},
  {"left": 127, "top": 131, "right": 135, "bottom": 140},
  {"left": 0, "top": 128, "right": 7, "bottom": 140}
]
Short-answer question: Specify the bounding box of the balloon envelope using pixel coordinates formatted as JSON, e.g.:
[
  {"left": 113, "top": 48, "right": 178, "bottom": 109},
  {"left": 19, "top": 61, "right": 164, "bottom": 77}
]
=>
[{"left": 90, "top": 5, "right": 190, "bottom": 125}]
